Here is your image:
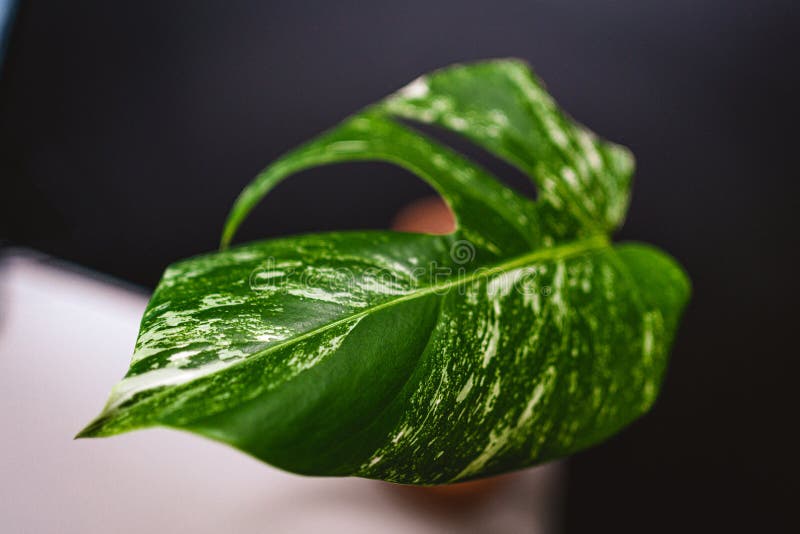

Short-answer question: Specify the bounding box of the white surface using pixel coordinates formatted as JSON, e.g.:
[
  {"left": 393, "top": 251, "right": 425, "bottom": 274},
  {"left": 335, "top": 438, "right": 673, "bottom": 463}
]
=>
[{"left": 0, "top": 252, "right": 563, "bottom": 533}]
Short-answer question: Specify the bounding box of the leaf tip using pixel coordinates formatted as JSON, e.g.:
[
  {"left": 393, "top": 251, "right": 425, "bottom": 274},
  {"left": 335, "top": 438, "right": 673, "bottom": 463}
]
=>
[
  {"left": 74, "top": 418, "right": 103, "bottom": 439},
  {"left": 74, "top": 426, "right": 95, "bottom": 440},
  {"left": 74, "top": 409, "right": 119, "bottom": 439}
]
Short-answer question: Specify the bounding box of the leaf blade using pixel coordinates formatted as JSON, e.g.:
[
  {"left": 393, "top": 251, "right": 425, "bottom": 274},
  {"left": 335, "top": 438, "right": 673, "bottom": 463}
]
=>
[
  {"left": 80, "top": 59, "right": 690, "bottom": 485},
  {"left": 381, "top": 59, "right": 635, "bottom": 232}
]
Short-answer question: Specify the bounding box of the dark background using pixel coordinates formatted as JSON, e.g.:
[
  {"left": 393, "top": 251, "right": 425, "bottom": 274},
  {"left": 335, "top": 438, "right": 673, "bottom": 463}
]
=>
[{"left": 1, "top": 1, "right": 797, "bottom": 531}]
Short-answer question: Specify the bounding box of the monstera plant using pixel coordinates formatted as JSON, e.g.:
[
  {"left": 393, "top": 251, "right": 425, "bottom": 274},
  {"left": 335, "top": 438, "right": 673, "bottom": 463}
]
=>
[{"left": 78, "top": 59, "right": 689, "bottom": 485}]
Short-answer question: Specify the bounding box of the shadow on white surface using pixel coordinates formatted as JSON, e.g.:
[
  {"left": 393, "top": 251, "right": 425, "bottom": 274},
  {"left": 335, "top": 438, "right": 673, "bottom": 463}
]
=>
[{"left": 0, "top": 250, "right": 563, "bottom": 533}]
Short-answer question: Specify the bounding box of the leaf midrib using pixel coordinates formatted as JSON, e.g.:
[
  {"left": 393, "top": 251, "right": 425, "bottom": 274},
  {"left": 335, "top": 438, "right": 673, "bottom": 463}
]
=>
[{"left": 95, "top": 233, "right": 610, "bottom": 431}]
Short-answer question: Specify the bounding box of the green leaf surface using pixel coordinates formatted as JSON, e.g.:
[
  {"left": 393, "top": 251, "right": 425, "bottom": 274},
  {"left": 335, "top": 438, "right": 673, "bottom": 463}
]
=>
[{"left": 79, "top": 59, "right": 690, "bottom": 484}]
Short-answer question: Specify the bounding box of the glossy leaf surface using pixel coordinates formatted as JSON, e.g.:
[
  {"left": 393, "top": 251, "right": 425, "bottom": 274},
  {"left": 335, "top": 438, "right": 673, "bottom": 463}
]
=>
[{"left": 79, "top": 60, "right": 690, "bottom": 484}]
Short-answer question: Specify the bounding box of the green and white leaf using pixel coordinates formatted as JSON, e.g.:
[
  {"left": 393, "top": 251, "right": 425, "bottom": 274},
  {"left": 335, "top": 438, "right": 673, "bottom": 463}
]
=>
[{"left": 78, "top": 59, "right": 689, "bottom": 484}]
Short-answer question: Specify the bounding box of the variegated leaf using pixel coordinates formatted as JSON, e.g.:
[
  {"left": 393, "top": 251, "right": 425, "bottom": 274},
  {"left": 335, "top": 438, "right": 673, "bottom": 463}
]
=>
[{"left": 78, "top": 59, "right": 690, "bottom": 485}]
